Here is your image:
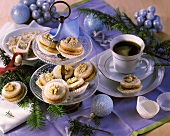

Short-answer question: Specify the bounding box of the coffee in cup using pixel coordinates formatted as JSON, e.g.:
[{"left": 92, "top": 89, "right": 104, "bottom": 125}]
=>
[{"left": 110, "top": 34, "right": 148, "bottom": 74}]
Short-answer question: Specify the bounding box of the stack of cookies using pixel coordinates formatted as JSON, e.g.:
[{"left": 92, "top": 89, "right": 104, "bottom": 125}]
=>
[
  {"left": 2, "top": 81, "right": 27, "bottom": 102},
  {"left": 38, "top": 33, "right": 59, "bottom": 54},
  {"left": 118, "top": 74, "right": 142, "bottom": 94},
  {"left": 58, "top": 36, "right": 83, "bottom": 57}
]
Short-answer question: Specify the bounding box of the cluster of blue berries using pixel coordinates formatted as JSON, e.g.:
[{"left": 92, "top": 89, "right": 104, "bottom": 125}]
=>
[
  {"left": 134, "top": 6, "right": 163, "bottom": 34},
  {"left": 21, "top": 0, "right": 57, "bottom": 24},
  {"left": 11, "top": 0, "right": 57, "bottom": 24}
]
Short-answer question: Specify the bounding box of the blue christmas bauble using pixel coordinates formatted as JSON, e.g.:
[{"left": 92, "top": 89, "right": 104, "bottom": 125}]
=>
[
  {"left": 91, "top": 94, "right": 113, "bottom": 117},
  {"left": 10, "top": 3, "right": 30, "bottom": 24},
  {"left": 84, "top": 14, "right": 104, "bottom": 34}
]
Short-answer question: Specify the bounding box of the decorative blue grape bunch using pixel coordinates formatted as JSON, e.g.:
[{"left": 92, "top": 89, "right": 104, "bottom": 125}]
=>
[
  {"left": 134, "top": 6, "right": 163, "bottom": 34},
  {"left": 11, "top": 0, "right": 57, "bottom": 24}
]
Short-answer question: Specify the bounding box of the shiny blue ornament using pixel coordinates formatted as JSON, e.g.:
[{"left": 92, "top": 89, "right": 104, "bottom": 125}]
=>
[
  {"left": 148, "top": 6, "right": 156, "bottom": 13},
  {"left": 29, "top": 4, "right": 37, "bottom": 11},
  {"left": 20, "top": 0, "right": 36, "bottom": 6},
  {"left": 153, "top": 19, "right": 160, "bottom": 28},
  {"left": 10, "top": 3, "right": 30, "bottom": 24},
  {"left": 84, "top": 14, "right": 104, "bottom": 34},
  {"left": 134, "top": 12, "right": 139, "bottom": 19},
  {"left": 157, "top": 24, "right": 163, "bottom": 32},
  {"left": 146, "top": 12, "right": 155, "bottom": 20},
  {"left": 144, "top": 20, "right": 152, "bottom": 28},
  {"left": 37, "top": 17, "right": 45, "bottom": 24},
  {"left": 91, "top": 94, "right": 113, "bottom": 117},
  {"left": 136, "top": 16, "right": 145, "bottom": 26},
  {"left": 139, "top": 9, "right": 147, "bottom": 17},
  {"left": 149, "top": 28, "right": 157, "bottom": 34},
  {"left": 42, "top": 2, "right": 50, "bottom": 11}
]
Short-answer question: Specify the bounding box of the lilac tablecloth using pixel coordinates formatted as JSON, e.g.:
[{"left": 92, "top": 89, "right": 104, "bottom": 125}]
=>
[{"left": 3, "top": 0, "right": 170, "bottom": 136}]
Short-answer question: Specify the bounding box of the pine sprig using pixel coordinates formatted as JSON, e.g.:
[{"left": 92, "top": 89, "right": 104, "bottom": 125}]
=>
[
  {"left": 27, "top": 98, "right": 46, "bottom": 130},
  {"left": 0, "top": 48, "right": 10, "bottom": 66},
  {"left": 68, "top": 118, "right": 112, "bottom": 136},
  {"left": 78, "top": 8, "right": 170, "bottom": 64},
  {"left": 47, "top": 104, "right": 66, "bottom": 119},
  {"left": 18, "top": 96, "right": 30, "bottom": 109}
]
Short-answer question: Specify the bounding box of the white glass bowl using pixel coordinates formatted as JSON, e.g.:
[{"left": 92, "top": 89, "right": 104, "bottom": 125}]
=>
[
  {"left": 157, "top": 92, "right": 170, "bottom": 111},
  {"left": 136, "top": 96, "right": 160, "bottom": 119},
  {"left": 2, "top": 27, "right": 44, "bottom": 61}
]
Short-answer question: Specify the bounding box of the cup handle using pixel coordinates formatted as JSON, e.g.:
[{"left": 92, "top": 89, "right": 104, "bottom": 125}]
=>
[{"left": 139, "top": 58, "right": 149, "bottom": 70}]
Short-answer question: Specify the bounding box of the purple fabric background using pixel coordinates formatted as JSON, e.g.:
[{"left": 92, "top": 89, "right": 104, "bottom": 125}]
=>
[{"left": 4, "top": 0, "right": 170, "bottom": 136}]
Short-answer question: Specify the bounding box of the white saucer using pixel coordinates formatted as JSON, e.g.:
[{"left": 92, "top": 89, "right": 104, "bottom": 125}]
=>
[
  {"left": 98, "top": 49, "right": 155, "bottom": 82},
  {"left": 90, "top": 50, "right": 165, "bottom": 98}
]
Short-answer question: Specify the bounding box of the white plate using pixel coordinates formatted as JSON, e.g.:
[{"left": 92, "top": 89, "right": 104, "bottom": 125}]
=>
[
  {"left": 2, "top": 27, "right": 45, "bottom": 61},
  {"left": 90, "top": 50, "right": 165, "bottom": 98},
  {"left": 98, "top": 49, "right": 155, "bottom": 82}
]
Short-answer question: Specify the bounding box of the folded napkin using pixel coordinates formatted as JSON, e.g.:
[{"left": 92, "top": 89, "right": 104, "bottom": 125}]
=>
[
  {"left": 0, "top": 96, "right": 31, "bottom": 134},
  {"left": 49, "top": 17, "right": 79, "bottom": 41}
]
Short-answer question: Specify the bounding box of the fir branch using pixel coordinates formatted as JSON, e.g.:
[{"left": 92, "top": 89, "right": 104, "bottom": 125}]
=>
[
  {"left": 18, "top": 96, "right": 30, "bottom": 109},
  {"left": 27, "top": 98, "right": 46, "bottom": 130},
  {"left": 0, "top": 48, "right": 10, "bottom": 66},
  {"left": 68, "top": 119, "right": 112, "bottom": 136},
  {"left": 78, "top": 8, "right": 170, "bottom": 64},
  {"left": 47, "top": 104, "right": 66, "bottom": 119}
]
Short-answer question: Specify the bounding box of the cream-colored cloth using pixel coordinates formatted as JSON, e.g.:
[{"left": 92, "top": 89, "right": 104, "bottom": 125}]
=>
[{"left": 0, "top": 96, "right": 31, "bottom": 134}]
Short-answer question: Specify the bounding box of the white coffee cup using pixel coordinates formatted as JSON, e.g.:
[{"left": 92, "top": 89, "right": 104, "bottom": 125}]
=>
[{"left": 110, "top": 34, "right": 148, "bottom": 74}]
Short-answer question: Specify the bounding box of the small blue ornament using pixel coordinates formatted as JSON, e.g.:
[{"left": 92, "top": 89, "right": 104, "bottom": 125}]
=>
[
  {"left": 134, "top": 12, "right": 139, "bottom": 19},
  {"left": 147, "top": 6, "right": 156, "bottom": 13},
  {"left": 20, "top": 0, "right": 36, "bottom": 6},
  {"left": 136, "top": 16, "right": 145, "bottom": 26},
  {"left": 84, "top": 14, "right": 104, "bottom": 34},
  {"left": 149, "top": 28, "right": 157, "bottom": 34},
  {"left": 91, "top": 94, "right": 113, "bottom": 117},
  {"left": 10, "top": 3, "right": 30, "bottom": 24},
  {"left": 157, "top": 24, "right": 163, "bottom": 32},
  {"left": 153, "top": 19, "right": 161, "bottom": 28},
  {"left": 144, "top": 20, "right": 152, "bottom": 28},
  {"left": 146, "top": 12, "right": 155, "bottom": 20},
  {"left": 139, "top": 9, "right": 147, "bottom": 17}
]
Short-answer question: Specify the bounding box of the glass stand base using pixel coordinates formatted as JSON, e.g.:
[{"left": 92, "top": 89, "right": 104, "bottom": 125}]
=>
[{"left": 63, "top": 102, "right": 82, "bottom": 113}]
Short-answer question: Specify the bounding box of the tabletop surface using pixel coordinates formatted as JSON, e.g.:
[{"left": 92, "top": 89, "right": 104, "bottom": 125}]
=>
[{"left": 0, "top": 0, "right": 170, "bottom": 136}]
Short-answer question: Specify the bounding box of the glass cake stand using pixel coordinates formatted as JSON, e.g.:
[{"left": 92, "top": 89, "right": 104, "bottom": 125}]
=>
[
  {"left": 32, "top": 29, "right": 93, "bottom": 65},
  {"left": 30, "top": 28, "right": 98, "bottom": 108},
  {"left": 29, "top": 63, "right": 98, "bottom": 105}
]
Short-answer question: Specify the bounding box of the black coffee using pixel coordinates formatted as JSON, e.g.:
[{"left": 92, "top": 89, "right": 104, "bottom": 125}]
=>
[{"left": 113, "top": 41, "right": 141, "bottom": 56}]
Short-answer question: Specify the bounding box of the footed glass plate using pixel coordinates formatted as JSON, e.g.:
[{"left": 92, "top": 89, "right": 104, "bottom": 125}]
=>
[
  {"left": 90, "top": 50, "right": 165, "bottom": 98},
  {"left": 98, "top": 49, "right": 155, "bottom": 82},
  {"left": 32, "top": 29, "right": 93, "bottom": 65},
  {"left": 29, "top": 64, "right": 98, "bottom": 105}
]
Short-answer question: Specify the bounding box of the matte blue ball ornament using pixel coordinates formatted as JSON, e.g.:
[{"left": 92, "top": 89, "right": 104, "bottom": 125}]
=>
[
  {"left": 84, "top": 14, "right": 104, "bottom": 34},
  {"left": 91, "top": 94, "right": 113, "bottom": 117},
  {"left": 10, "top": 3, "right": 30, "bottom": 24}
]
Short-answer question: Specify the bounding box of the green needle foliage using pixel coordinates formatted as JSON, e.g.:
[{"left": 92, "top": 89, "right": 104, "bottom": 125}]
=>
[
  {"left": 18, "top": 96, "right": 30, "bottom": 109},
  {"left": 0, "top": 49, "right": 10, "bottom": 66},
  {"left": 0, "top": 51, "right": 66, "bottom": 130},
  {"left": 27, "top": 98, "right": 46, "bottom": 131},
  {"left": 68, "top": 118, "right": 112, "bottom": 136},
  {"left": 47, "top": 104, "right": 66, "bottom": 119},
  {"left": 79, "top": 8, "right": 170, "bottom": 65}
]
